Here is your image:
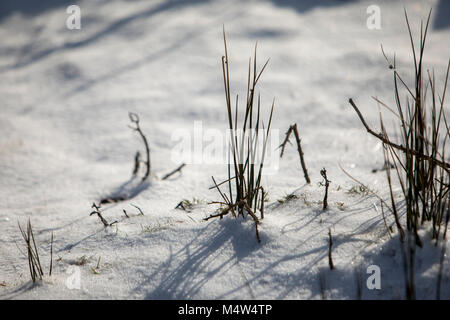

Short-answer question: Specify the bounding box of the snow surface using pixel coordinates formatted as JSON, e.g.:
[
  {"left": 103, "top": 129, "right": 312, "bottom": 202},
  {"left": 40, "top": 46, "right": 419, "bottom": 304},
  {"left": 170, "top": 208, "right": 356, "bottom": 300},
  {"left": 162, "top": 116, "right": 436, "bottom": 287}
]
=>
[{"left": 0, "top": 0, "right": 449, "bottom": 299}]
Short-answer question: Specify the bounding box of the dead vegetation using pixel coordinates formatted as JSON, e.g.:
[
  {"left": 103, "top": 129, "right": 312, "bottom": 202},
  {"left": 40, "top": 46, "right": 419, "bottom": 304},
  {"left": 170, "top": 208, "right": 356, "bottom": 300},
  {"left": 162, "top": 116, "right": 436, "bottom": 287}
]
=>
[
  {"left": 320, "top": 168, "right": 331, "bottom": 210},
  {"left": 277, "top": 193, "right": 299, "bottom": 205},
  {"left": 206, "top": 28, "right": 273, "bottom": 243},
  {"left": 328, "top": 228, "right": 334, "bottom": 270},
  {"left": 128, "top": 112, "right": 151, "bottom": 182},
  {"left": 162, "top": 163, "right": 186, "bottom": 180},
  {"left": 175, "top": 198, "right": 205, "bottom": 212},
  {"left": 279, "top": 123, "right": 310, "bottom": 184},
  {"left": 99, "top": 112, "right": 152, "bottom": 205},
  {"left": 348, "top": 9, "right": 450, "bottom": 299},
  {"left": 90, "top": 202, "right": 118, "bottom": 227},
  {"left": 17, "top": 220, "right": 54, "bottom": 283}
]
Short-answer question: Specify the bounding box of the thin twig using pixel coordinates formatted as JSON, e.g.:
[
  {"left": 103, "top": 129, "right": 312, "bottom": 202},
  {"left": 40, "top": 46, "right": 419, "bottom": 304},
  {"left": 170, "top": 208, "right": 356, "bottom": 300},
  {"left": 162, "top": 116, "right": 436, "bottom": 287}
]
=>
[
  {"left": 162, "top": 163, "right": 186, "bottom": 180},
  {"left": 320, "top": 168, "right": 331, "bottom": 210},
  {"left": 328, "top": 228, "right": 334, "bottom": 270},
  {"left": 132, "top": 151, "right": 141, "bottom": 176},
  {"left": 130, "top": 204, "right": 145, "bottom": 216},
  {"left": 279, "top": 124, "right": 310, "bottom": 183},
  {"left": 349, "top": 98, "right": 450, "bottom": 171},
  {"left": 90, "top": 203, "right": 113, "bottom": 227},
  {"left": 175, "top": 201, "right": 186, "bottom": 211},
  {"left": 278, "top": 126, "right": 293, "bottom": 158},
  {"left": 208, "top": 176, "right": 236, "bottom": 190},
  {"left": 129, "top": 112, "right": 151, "bottom": 181},
  {"left": 292, "top": 123, "right": 311, "bottom": 184}
]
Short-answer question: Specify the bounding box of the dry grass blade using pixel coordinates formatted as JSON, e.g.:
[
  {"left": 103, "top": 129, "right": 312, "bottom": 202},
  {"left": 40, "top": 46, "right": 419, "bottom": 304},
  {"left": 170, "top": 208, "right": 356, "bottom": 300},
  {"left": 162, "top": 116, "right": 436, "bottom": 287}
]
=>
[
  {"left": 130, "top": 203, "right": 145, "bottom": 216},
  {"left": 162, "top": 163, "right": 186, "bottom": 180},
  {"left": 90, "top": 202, "right": 117, "bottom": 226}
]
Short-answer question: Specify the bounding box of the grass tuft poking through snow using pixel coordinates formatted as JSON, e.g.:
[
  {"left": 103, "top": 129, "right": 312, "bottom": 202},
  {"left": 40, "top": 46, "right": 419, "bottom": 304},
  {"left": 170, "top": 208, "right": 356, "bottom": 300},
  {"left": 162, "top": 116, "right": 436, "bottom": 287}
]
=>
[
  {"left": 204, "top": 28, "right": 274, "bottom": 243},
  {"left": 348, "top": 9, "right": 450, "bottom": 300},
  {"left": 17, "top": 220, "right": 53, "bottom": 283}
]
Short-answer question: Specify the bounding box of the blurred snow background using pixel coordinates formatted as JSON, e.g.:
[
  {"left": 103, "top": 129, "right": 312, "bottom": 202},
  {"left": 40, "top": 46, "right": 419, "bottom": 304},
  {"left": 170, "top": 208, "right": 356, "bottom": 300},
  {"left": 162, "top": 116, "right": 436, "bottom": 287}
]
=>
[{"left": 0, "top": 0, "right": 449, "bottom": 299}]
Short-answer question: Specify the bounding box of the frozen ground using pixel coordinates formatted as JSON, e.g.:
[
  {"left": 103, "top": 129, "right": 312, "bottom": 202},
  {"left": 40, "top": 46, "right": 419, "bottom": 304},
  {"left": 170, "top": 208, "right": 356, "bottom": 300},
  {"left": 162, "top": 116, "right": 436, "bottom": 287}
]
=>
[{"left": 0, "top": 0, "right": 449, "bottom": 299}]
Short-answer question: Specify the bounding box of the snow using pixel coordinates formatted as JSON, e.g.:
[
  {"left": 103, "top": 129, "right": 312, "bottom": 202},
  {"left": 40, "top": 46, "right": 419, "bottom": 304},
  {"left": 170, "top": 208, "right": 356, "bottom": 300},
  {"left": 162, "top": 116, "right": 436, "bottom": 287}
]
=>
[{"left": 0, "top": 0, "right": 449, "bottom": 299}]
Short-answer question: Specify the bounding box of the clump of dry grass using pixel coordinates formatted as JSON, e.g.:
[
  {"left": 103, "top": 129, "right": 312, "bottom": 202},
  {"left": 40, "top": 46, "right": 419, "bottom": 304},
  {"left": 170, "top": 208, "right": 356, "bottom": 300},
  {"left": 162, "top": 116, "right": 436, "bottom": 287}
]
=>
[
  {"left": 18, "top": 220, "right": 54, "bottom": 283},
  {"left": 205, "top": 28, "right": 274, "bottom": 243},
  {"left": 348, "top": 9, "right": 449, "bottom": 299}
]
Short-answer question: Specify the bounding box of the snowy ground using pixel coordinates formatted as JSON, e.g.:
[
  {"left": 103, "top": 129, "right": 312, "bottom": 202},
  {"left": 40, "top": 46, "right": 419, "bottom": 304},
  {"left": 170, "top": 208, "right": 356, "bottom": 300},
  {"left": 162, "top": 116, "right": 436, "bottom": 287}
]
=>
[{"left": 0, "top": 0, "right": 449, "bottom": 299}]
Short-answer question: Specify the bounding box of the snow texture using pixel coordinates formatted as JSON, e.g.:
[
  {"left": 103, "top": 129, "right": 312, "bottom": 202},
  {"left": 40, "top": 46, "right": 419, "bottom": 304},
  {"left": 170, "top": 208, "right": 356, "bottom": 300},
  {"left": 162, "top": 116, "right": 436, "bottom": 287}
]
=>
[{"left": 0, "top": 0, "right": 449, "bottom": 299}]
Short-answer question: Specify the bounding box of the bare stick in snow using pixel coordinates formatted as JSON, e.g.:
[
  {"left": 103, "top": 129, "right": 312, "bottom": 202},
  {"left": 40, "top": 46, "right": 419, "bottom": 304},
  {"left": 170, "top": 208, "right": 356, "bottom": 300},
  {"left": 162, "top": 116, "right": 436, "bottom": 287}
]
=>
[
  {"left": 320, "top": 168, "right": 331, "bottom": 210},
  {"left": 162, "top": 163, "right": 186, "bottom": 180},
  {"left": 279, "top": 123, "right": 310, "bottom": 183},
  {"left": 129, "top": 112, "right": 151, "bottom": 181},
  {"left": 328, "top": 228, "right": 334, "bottom": 270}
]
